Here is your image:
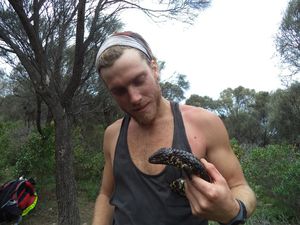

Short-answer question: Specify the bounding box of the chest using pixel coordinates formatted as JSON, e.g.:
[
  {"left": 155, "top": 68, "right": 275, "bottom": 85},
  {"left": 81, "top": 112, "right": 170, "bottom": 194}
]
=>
[{"left": 127, "top": 120, "right": 174, "bottom": 175}]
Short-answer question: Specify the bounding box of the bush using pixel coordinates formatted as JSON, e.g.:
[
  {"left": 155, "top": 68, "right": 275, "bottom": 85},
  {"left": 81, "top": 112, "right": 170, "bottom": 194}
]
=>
[
  {"left": 230, "top": 138, "right": 245, "bottom": 160},
  {"left": 74, "top": 143, "right": 104, "bottom": 180},
  {"left": 14, "top": 126, "right": 55, "bottom": 183},
  {"left": 71, "top": 126, "right": 105, "bottom": 180},
  {"left": 243, "top": 144, "right": 300, "bottom": 220},
  {"left": 72, "top": 126, "right": 105, "bottom": 199},
  {"left": 1, "top": 120, "right": 105, "bottom": 201},
  {"left": 0, "top": 121, "right": 24, "bottom": 181}
]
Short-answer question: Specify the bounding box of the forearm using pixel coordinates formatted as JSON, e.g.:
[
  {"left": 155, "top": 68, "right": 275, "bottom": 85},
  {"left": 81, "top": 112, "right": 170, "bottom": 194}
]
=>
[
  {"left": 231, "top": 184, "right": 257, "bottom": 218},
  {"left": 92, "top": 193, "right": 114, "bottom": 225}
]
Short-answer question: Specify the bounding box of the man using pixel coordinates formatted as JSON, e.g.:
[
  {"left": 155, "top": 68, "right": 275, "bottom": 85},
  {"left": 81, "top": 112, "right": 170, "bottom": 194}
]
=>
[{"left": 93, "top": 31, "right": 256, "bottom": 225}]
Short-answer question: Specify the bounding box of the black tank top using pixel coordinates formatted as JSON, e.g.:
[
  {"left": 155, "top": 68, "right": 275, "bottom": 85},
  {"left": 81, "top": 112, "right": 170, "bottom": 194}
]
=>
[{"left": 110, "top": 102, "right": 207, "bottom": 225}]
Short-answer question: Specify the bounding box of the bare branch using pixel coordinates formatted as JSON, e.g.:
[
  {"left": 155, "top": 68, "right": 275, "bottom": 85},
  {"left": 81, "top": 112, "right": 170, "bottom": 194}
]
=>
[
  {"left": 8, "top": 0, "right": 45, "bottom": 69},
  {"left": 62, "top": 0, "right": 86, "bottom": 107}
]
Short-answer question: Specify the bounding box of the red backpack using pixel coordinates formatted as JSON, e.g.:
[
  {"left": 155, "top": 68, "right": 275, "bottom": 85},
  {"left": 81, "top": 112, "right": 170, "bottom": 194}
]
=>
[{"left": 0, "top": 177, "right": 38, "bottom": 223}]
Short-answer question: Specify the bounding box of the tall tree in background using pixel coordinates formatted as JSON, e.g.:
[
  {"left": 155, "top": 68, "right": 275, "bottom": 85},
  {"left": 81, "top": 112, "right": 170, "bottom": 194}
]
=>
[
  {"left": 275, "top": 0, "right": 300, "bottom": 80},
  {"left": 252, "top": 91, "right": 271, "bottom": 146},
  {"left": 269, "top": 82, "right": 300, "bottom": 144},
  {"left": 161, "top": 73, "right": 190, "bottom": 102},
  {"left": 217, "top": 86, "right": 257, "bottom": 144},
  {"left": 0, "top": 1, "right": 210, "bottom": 224},
  {"left": 186, "top": 94, "right": 218, "bottom": 112},
  {"left": 0, "top": 68, "right": 10, "bottom": 97}
]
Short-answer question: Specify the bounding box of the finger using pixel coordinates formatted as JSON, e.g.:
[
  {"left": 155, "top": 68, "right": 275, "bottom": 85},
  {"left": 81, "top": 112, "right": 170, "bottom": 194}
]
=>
[
  {"left": 185, "top": 179, "right": 210, "bottom": 217},
  {"left": 188, "top": 158, "right": 225, "bottom": 195},
  {"left": 185, "top": 178, "right": 199, "bottom": 199},
  {"left": 185, "top": 177, "right": 211, "bottom": 204},
  {"left": 185, "top": 179, "right": 204, "bottom": 215},
  {"left": 200, "top": 158, "right": 224, "bottom": 182},
  {"left": 189, "top": 175, "right": 212, "bottom": 194}
]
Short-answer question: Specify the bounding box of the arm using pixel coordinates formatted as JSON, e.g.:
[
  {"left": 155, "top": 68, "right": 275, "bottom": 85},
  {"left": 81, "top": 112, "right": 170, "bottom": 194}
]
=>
[
  {"left": 184, "top": 108, "right": 256, "bottom": 223},
  {"left": 92, "top": 163, "right": 114, "bottom": 225},
  {"left": 92, "top": 123, "right": 119, "bottom": 225}
]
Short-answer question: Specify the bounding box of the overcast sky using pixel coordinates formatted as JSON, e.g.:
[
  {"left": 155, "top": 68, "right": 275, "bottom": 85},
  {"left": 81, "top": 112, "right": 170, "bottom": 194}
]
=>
[{"left": 120, "top": 0, "right": 290, "bottom": 99}]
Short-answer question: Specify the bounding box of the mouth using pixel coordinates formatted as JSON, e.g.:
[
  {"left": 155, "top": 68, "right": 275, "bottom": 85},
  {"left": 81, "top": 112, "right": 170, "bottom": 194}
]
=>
[{"left": 132, "top": 103, "right": 149, "bottom": 112}]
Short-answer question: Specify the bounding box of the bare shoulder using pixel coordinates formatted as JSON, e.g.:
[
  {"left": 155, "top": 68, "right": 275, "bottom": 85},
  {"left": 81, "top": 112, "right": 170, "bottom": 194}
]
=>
[
  {"left": 103, "top": 118, "right": 123, "bottom": 157},
  {"left": 180, "top": 105, "right": 244, "bottom": 184},
  {"left": 179, "top": 104, "right": 230, "bottom": 156},
  {"left": 180, "top": 104, "right": 223, "bottom": 129},
  {"left": 104, "top": 118, "right": 123, "bottom": 139}
]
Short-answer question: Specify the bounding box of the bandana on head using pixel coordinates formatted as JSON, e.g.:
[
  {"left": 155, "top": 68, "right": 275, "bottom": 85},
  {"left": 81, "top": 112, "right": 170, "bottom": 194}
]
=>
[{"left": 95, "top": 34, "right": 152, "bottom": 70}]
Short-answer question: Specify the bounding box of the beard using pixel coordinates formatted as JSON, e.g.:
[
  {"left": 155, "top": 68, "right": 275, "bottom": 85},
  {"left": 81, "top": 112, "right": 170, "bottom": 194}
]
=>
[{"left": 127, "top": 82, "right": 162, "bottom": 126}]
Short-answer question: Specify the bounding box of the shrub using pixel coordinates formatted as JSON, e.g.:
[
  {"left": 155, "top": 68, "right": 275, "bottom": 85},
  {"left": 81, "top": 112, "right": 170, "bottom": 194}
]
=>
[
  {"left": 0, "top": 121, "right": 24, "bottom": 180},
  {"left": 230, "top": 138, "right": 245, "bottom": 160},
  {"left": 243, "top": 144, "right": 300, "bottom": 220},
  {"left": 72, "top": 125, "right": 105, "bottom": 180},
  {"left": 1, "top": 121, "right": 105, "bottom": 200},
  {"left": 72, "top": 126, "right": 105, "bottom": 199},
  {"left": 74, "top": 144, "right": 104, "bottom": 180},
  {"left": 14, "top": 126, "right": 55, "bottom": 183}
]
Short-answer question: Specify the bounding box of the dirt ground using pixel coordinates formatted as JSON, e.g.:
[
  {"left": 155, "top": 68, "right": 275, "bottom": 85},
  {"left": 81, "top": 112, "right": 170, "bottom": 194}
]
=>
[{"left": 20, "top": 192, "right": 95, "bottom": 225}]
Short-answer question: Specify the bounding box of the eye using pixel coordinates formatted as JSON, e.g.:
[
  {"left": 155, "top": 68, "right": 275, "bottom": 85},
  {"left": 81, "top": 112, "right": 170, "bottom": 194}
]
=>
[
  {"left": 111, "top": 87, "right": 127, "bottom": 96},
  {"left": 132, "top": 74, "right": 146, "bottom": 86}
]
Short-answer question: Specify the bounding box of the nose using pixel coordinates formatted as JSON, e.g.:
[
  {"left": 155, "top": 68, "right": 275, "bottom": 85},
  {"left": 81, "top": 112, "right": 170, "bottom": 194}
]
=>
[{"left": 128, "top": 86, "right": 142, "bottom": 104}]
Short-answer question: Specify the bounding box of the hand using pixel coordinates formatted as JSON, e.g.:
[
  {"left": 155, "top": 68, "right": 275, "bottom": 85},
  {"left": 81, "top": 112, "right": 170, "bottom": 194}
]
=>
[{"left": 185, "top": 158, "right": 240, "bottom": 223}]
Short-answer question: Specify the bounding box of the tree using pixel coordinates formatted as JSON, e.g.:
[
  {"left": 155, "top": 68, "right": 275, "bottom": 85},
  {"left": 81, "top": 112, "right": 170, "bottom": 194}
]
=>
[
  {"left": 275, "top": 0, "right": 300, "bottom": 80},
  {"left": 161, "top": 73, "right": 190, "bottom": 102},
  {"left": 269, "top": 82, "right": 300, "bottom": 144},
  {"left": 0, "top": 67, "right": 38, "bottom": 123},
  {"left": 185, "top": 94, "right": 218, "bottom": 112},
  {"left": 0, "top": 1, "right": 211, "bottom": 224},
  {"left": 252, "top": 91, "right": 271, "bottom": 146},
  {"left": 0, "top": 68, "right": 10, "bottom": 97},
  {"left": 217, "top": 86, "right": 258, "bottom": 144},
  {"left": 7, "top": 65, "right": 49, "bottom": 133}
]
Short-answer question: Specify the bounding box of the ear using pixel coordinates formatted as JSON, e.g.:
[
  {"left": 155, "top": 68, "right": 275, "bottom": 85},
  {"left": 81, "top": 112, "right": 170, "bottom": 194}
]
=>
[{"left": 151, "top": 60, "right": 159, "bottom": 80}]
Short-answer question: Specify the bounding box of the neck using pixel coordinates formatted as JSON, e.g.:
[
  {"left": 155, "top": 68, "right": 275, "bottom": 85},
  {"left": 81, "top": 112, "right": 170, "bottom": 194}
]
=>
[{"left": 135, "top": 98, "right": 171, "bottom": 129}]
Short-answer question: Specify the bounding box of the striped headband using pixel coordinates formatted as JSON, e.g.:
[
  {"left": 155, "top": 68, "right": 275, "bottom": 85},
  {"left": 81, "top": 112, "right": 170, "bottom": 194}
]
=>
[{"left": 95, "top": 34, "right": 153, "bottom": 70}]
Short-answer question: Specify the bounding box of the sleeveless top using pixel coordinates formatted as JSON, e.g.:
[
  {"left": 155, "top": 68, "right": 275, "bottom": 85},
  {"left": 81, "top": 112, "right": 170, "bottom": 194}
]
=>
[{"left": 110, "top": 102, "right": 207, "bottom": 225}]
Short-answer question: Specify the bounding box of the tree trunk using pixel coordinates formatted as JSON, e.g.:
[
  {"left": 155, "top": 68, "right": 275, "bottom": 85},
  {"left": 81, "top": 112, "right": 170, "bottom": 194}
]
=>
[
  {"left": 35, "top": 94, "right": 43, "bottom": 137},
  {"left": 52, "top": 104, "right": 80, "bottom": 225}
]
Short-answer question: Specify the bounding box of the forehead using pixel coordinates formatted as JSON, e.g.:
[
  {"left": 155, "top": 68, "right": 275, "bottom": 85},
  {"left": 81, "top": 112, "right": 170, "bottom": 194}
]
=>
[{"left": 100, "top": 48, "right": 151, "bottom": 84}]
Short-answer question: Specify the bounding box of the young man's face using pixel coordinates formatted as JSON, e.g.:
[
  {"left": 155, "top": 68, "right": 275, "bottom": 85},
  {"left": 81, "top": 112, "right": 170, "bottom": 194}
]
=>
[{"left": 100, "top": 48, "right": 161, "bottom": 125}]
